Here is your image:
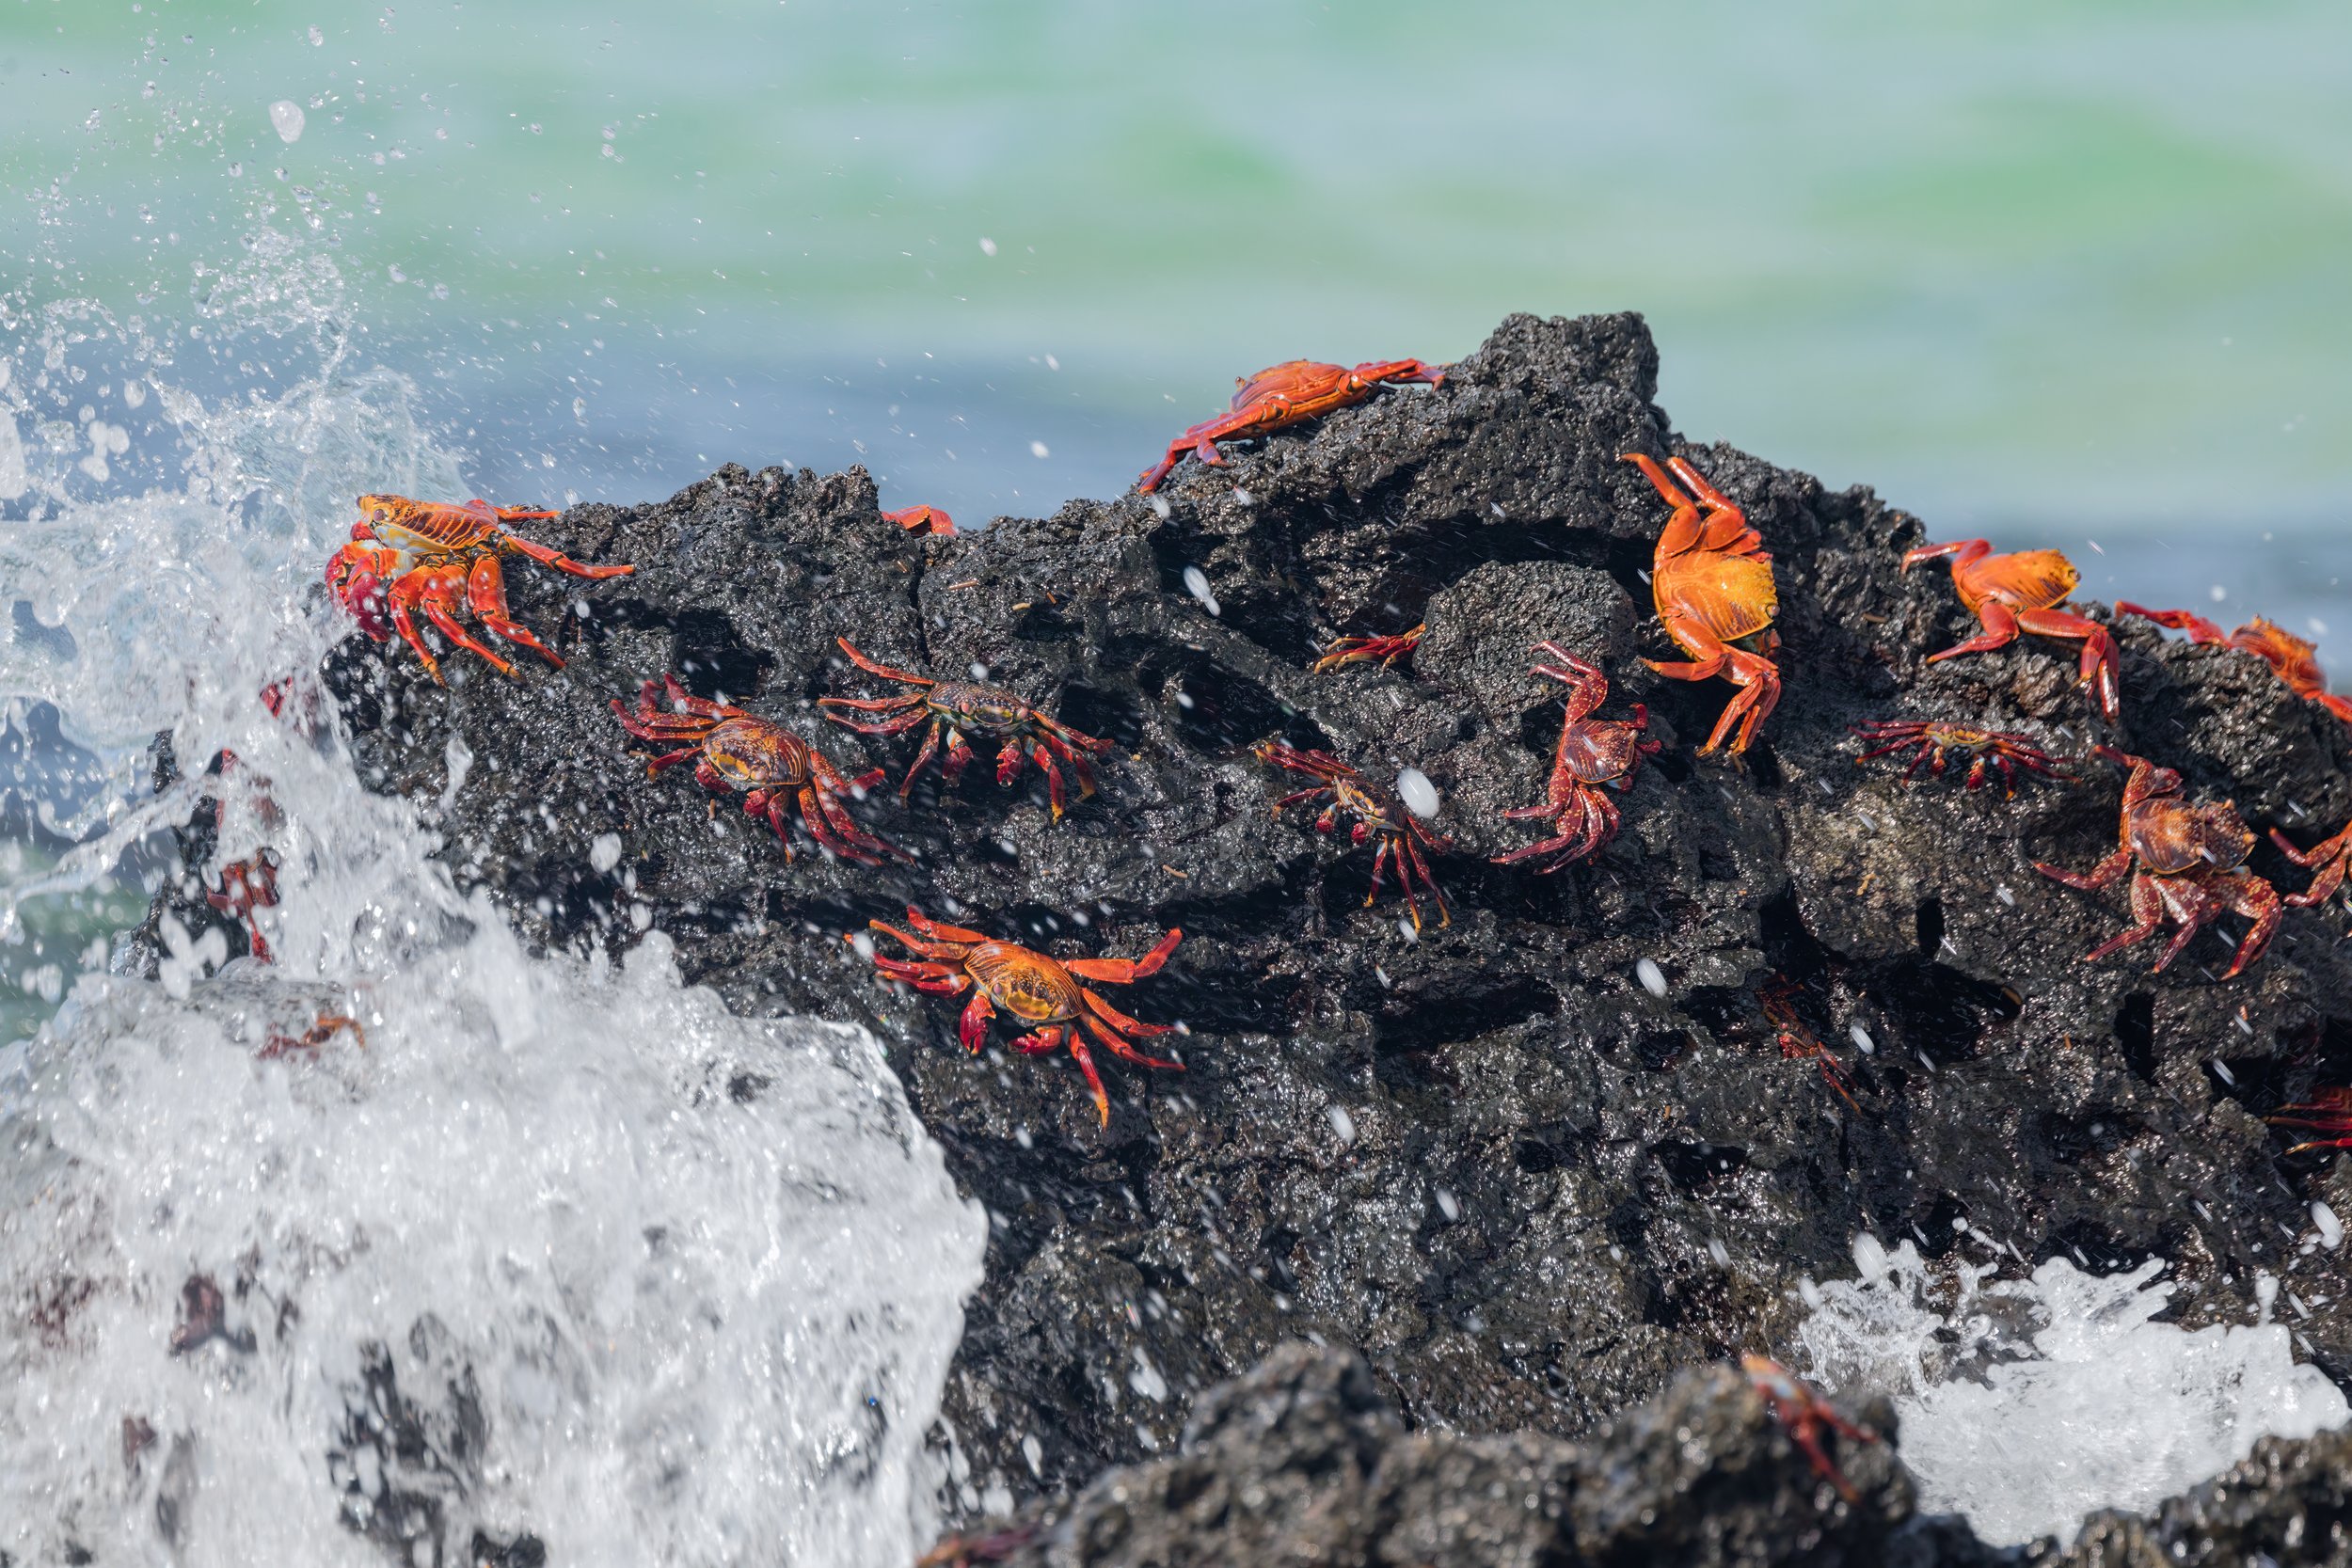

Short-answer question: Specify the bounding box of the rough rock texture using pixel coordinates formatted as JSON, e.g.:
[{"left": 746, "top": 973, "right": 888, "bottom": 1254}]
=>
[{"left": 167, "top": 311, "right": 2352, "bottom": 1557}]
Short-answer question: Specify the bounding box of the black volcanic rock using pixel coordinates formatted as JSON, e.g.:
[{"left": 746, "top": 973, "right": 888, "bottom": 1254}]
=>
[{"left": 179, "top": 310, "right": 2352, "bottom": 1559}]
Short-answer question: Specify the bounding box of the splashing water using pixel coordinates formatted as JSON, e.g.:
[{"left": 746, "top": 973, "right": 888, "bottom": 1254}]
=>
[
  {"left": 0, "top": 241, "right": 986, "bottom": 1565},
  {"left": 1795, "top": 1236, "right": 2349, "bottom": 1547}
]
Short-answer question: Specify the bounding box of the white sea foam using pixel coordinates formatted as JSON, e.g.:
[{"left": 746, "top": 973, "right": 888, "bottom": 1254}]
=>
[
  {"left": 0, "top": 242, "right": 987, "bottom": 1565},
  {"left": 1796, "top": 1236, "right": 2348, "bottom": 1547}
]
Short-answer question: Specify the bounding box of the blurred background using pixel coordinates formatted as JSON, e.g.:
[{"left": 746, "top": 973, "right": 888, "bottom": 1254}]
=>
[{"left": 3, "top": 0, "right": 2349, "bottom": 1031}]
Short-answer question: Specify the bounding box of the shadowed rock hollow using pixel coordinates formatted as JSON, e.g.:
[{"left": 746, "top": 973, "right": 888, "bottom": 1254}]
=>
[{"left": 147, "top": 311, "right": 2352, "bottom": 1560}]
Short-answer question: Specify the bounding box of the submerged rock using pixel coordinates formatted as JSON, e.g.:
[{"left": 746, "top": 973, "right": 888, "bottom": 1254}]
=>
[{"left": 156, "top": 311, "right": 2352, "bottom": 1558}]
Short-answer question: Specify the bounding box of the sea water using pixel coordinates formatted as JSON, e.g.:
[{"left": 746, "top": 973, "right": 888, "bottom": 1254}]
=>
[{"left": 0, "top": 254, "right": 987, "bottom": 1566}]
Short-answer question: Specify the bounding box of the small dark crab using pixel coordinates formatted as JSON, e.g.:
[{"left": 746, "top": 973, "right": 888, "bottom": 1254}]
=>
[
  {"left": 1494, "top": 642, "right": 1661, "bottom": 872},
  {"left": 1759, "top": 977, "right": 1861, "bottom": 1114},
  {"left": 614, "top": 674, "right": 909, "bottom": 865},
  {"left": 1742, "top": 1355, "right": 1879, "bottom": 1503},
  {"left": 1252, "top": 739, "right": 1454, "bottom": 930},
  {"left": 1849, "top": 720, "right": 2071, "bottom": 797},
  {"left": 818, "top": 639, "right": 1112, "bottom": 819}
]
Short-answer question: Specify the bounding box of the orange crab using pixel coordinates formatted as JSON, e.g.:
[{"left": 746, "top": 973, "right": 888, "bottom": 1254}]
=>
[
  {"left": 859, "top": 906, "right": 1184, "bottom": 1125},
  {"left": 884, "top": 504, "right": 957, "bottom": 536},
  {"left": 1741, "top": 1355, "right": 1878, "bottom": 1503},
  {"left": 2033, "top": 747, "right": 2280, "bottom": 978},
  {"left": 1312, "top": 622, "right": 1425, "bottom": 674},
  {"left": 1252, "top": 739, "right": 1454, "bottom": 930},
  {"left": 1849, "top": 719, "right": 2071, "bottom": 797},
  {"left": 2116, "top": 604, "right": 2352, "bottom": 726},
  {"left": 1625, "top": 452, "right": 1780, "bottom": 756},
  {"left": 1494, "top": 642, "right": 1660, "bottom": 872},
  {"left": 2265, "top": 1087, "right": 2352, "bottom": 1154},
  {"left": 613, "top": 674, "right": 908, "bottom": 866},
  {"left": 2268, "top": 816, "right": 2352, "bottom": 931},
  {"left": 1902, "top": 539, "right": 2120, "bottom": 721},
  {"left": 818, "top": 639, "right": 1112, "bottom": 819},
  {"left": 326, "top": 494, "right": 633, "bottom": 684},
  {"left": 1136, "top": 357, "right": 1445, "bottom": 493}
]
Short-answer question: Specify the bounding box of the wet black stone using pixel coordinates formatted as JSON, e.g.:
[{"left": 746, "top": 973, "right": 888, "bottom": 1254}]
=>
[{"left": 175, "top": 310, "right": 2352, "bottom": 1560}]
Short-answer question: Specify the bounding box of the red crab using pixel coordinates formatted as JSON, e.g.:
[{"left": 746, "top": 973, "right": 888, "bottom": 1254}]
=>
[
  {"left": 1493, "top": 642, "right": 1660, "bottom": 872},
  {"left": 1759, "top": 978, "right": 1862, "bottom": 1114},
  {"left": 2269, "top": 816, "right": 2352, "bottom": 931},
  {"left": 1742, "top": 1355, "right": 1878, "bottom": 1503},
  {"left": 884, "top": 504, "right": 957, "bottom": 536},
  {"left": 1252, "top": 739, "right": 1454, "bottom": 930},
  {"left": 207, "top": 850, "right": 281, "bottom": 962},
  {"left": 1902, "top": 539, "right": 2121, "bottom": 721},
  {"left": 2116, "top": 604, "right": 2352, "bottom": 725},
  {"left": 325, "top": 494, "right": 634, "bottom": 684},
  {"left": 1312, "top": 621, "right": 1425, "bottom": 674},
  {"left": 1136, "top": 357, "right": 1445, "bottom": 493},
  {"left": 1849, "top": 719, "right": 2071, "bottom": 797},
  {"left": 818, "top": 639, "right": 1112, "bottom": 819},
  {"left": 859, "top": 907, "right": 1184, "bottom": 1125},
  {"left": 613, "top": 674, "right": 907, "bottom": 866},
  {"left": 1626, "top": 452, "right": 1780, "bottom": 756},
  {"left": 2265, "top": 1087, "right": 2352, "bottom": 1154},
  {"left": 2033, "top": 747, "right": 2280, "bottom": 978}
]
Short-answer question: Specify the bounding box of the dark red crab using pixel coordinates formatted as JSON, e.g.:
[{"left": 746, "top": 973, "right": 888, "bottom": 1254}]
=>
[
  {"left": 1494, "top": 642, "right": 1661, "bottom": 872},
  {"left": 1758, "top": 977, "right": 1862, "bottom": 1114},
  {"left": 2265, "top": 1087, "right": 2352, "bottom": 1154},
  {"left": 2033, "top": 747, "right": 2280, "bottom": 979},
  {"left": 613, "top": 674, "right": 908, "bottom": 865},
  {"left": 1849, "top": 719, "right": 2071, "bottom": 797},
  {"left": 1902, "top": 539, "right": 2121, "bottom": 721},
  {"left": 1742, "top": 1355, "right": 1879, "bottom": 1503},
  {"left": 1252, "top": 739, "right": 1454, "bottom": 930},
  {"left": 860, "top": 906, "right": 1184, "bottom": 1125},
  {"left": 2118, "top": 604, "right": 2352, "bottom": 726},
  {"left": 818, "top": 639, "right": 1112, "bottom": 819},
  {"left": 1136, "top": 356, "right": 1445, "bottom": 493}
]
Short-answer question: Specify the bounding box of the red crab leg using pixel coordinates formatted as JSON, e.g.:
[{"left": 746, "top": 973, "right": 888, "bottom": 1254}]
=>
[
  {"left": 867, "top": 919, "right": 975, "bottom": 961},
  {"left": 872, "top": 958, "right": 969, "bottom": 993},
  {"left": 994, "top": 739, "right": 1025, "bottom": 787},
  {"left": 1710, "top": 650, "right": 1782, "bottom": 754},
  {"left": 2271, "top": 828, "right": 2352, "bottom": 907},
  {"left": 1009, "top": 1024, "right": 1065, "bottom": 1056},
  {"left": 898, "top": 718, "right": 947, "bottom": 798},
  {"left": 495, "top": 532, "right": 634, "bottom": 580},
  {"left": 2036, "top": 847, "right": 2133, "bottom": 892},
  {"left": 1079, "top": 989, "right": 1177, "bottom": 1045},
  {"left": 2115, "top": 603, "right": 2229, "bottom": 645},
  {"left": 901, "top": 906, "right": 995, "bottom": 944},
  {"left": 1927, "top": 596, "right": 2022, "bottom": 661},
  {"left": 637, "top": 746, "right": 700, "bottom": 775},
  {"left": 941, "top": 733, "right": 977, "bottom": 786},
  {"left": 1031, "top": 740, "right": 1070, "bottom": 818},
  {"left": 1062, "top": 1027, "right": 1112, "bottom": 1125},
  {"left": 1312, "top": 626, "right": 1425, "bottom": 673},
  {"left": 465, "top": 556, "right": 565, "bottom": 669},
  {"left": 1365, "top": 838, "right": 1393, "bottom": 907},
  {"left": 958, "top": 990, "right": 996, "bottom": 1053},
  {"left": 2317, "top": 692, "right": 2352, "bottom": 725},
  {"left": 2015, "top": 608, "right": 2122, "bottom": 721},
  {"left": 821, "top": 703, "right": 930, "bottom": 735},
  {"left": 745, "top": 795, "right": 797, "bottom": 862},
  {"left": 1036, "top": 716, "right": 1113, "bottom": 757},
  {"left": 799, "top": 784, "right": 906, "bottom": 866},
  {"left": 1063, "top": 928, "right": 1182, "bottom": 983},
  {"left": 386, "top": 569, "right": 452, "bottom": 684},
  {"left": 1398, "top": 830, "right": 1452, "bottom": 928},
  {"left": 1270, "top": 786, "right": 1329, "bottom": 814},
  {"left": 834, "top": 638, "right": 936, "bottom": 688},
  {"left": 2219, "top": 875, "right": 2283, "bottom": 978},
  {"left": 416, "top": 558, "right": 517, "bottom": 675},
  {"left": 2082, "top": 875, "right": 2169, "bottom": 964},
  {"left": 1078, "top": 1006, "right": 1182, "bottom": 1071}
]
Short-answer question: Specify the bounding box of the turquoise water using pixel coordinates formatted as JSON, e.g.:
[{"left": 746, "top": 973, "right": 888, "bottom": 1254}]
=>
[{"left": 5, "top": 1, "right": 2348, "bottom": 525}]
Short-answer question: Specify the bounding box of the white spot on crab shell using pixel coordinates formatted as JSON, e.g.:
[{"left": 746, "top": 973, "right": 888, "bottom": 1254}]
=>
[
  {"left": 589, "top": 833, "right": 623, "bottom": 873},
  {"left": 1851, "top": 1022, "right": 1876, "bottom": 1054},
  {"left": 269, "top": 99, "right": 306, "bottom": 142},
  {"left": 1395, "top": 768, "right": 1439, "bottom": 819},
  {"left": 1327, "top": 1104, "right": 1357, "bottom": 1147},
  {"left": 1181, "top": 566, "right": 1219, "bottom": 616},
  {"left": 1635, "top": 958, "right": 1667, "bottom": 997}
]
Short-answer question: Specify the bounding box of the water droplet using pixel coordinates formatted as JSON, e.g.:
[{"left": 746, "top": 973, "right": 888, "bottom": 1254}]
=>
[
  {"left": 2313, "top": 1201, "right": 2342, "bottom": 1250},
  {"left": 1635, "top": 958, "right": 1666, "bottom": 997},
  {"left": 1395, "top": 768, "right": 1439, "bottom": 819},
  {"left": 978, "top": 237, "right": 997, "bottom": 256},
  {"left": 1851, "top": 1022, "right": 1875, "bottom": 1054},
  {"left": 1327, "top": 1104, "right": 1357, "bottom": 1146},
  {"left": 268, "top": 99, "right": 305, "bottom": 143},
  {"left": 1029, "top": 439, "right": 1049, "bottom": 459},
  {"left": 1181, "top": 566, "right": 1219, "bottom": 617}
]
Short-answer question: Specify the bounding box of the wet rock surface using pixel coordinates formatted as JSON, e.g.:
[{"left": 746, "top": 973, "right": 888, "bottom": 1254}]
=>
[{"left": 174, "top": 311, "right": 2352, "bottom": 1558}]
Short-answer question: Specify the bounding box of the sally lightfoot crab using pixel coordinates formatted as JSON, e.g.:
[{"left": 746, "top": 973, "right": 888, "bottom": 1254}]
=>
[
  {"left": 1742, "top": 1356, "right": 1878, "bottom": 1503},
  {"left": 859, "top": 907, "right": 1184, "bottom": 1124},
  {"left": 1849, "top": 720, "right": 2071, "bottom": 797},
  {"left": 1626, "top": 452, "right": 1781, "bottom": 756},
  {"left": 818, "top": 639, "right": 1112, "bottom": 818},
  {"left": 2117, "top": 603, "right": 2352, "bottom": 726},
  {"left": 1903, "top": 539, "right": 2121, "bottom": 721},
  {"left": 884, "top": 504, "right": 957, "bottom": 536},
  {"left": 1253, "top": 739, "right": 1453, "bottom": 929},
  {"left": 614, "top": 674, "right": 907, "bottom": 865},
  {"left": 1137, "top": 357, "right": 1445, "bottom": 493},
  {"left": 1493, "top": 643, "right": 1660, "bottom": 872},
  {"left": 326, "top": 494, "right": 634, "bottom": 683},
  {"left": 2034, "top": 747, "right": 2280, "bottom": 978}
]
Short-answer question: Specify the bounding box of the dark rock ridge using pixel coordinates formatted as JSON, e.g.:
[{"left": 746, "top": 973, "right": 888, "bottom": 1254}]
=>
[{"left": 145, "top": 312, "right": 2352, "bottom": 1558}]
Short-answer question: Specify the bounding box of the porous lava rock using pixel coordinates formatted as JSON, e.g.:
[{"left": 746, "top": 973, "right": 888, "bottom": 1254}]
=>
[{"left": 155, "top": 311, "right": 2352, "bottom": 1558}]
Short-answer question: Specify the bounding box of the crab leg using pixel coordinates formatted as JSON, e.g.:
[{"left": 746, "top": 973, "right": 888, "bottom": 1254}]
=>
[
  {"left": 941, "top": 733, "right": 977, "bottom": 785},
  {"left": 2036, "top": 846, "right": 2134, "bottom": 892},
  {"left": 1271, "top": 786, "right": 1329, "bottom": 814},
  {"left": 1062, "top": 928, "right": 1182, "bottom": 984},
  {"left": 2081, "top": 875, "right": 2169, "bottom": 965},
  {"left": 468, "top": 556, "right": 566, "bottom": 668},
  {"left": 898, "top": 717, "right": 947, "bottom": 797},
  {"left": 1398, "top": 830, "right": 1452, "bottom": 927},
  {"left": 2271, "top": 827, "right": 2352, "bottom": 907},
  {"left": 834, "top": 638, "right": 936, "bottom": 688},
  {"left": 900, "top": 907, "right": 995, "bottom": 944},
  {"left": 496, "top": 533, "right": 634, "bottom": 580},
  {"left": 385, "top": 570, "right": 452, "bottom": 684},
  {"left": 1078, "top": 1007, "right": 1182, "bottom": 1071},
  {"left": 2114, "top": 603, "right": 2229, "bottom": 644},
  {"left": 2218, "top": 875, "right": 2283, "bottom": 978},
  {"left": 1061, "top": 1026, "right": 1112, "bottom": 1125},
  {"left": 799, "top": 784, "right": 906, "bottom": 866},
  {"left": 411, "top": 562, "right": 524, "bottom": 675},
  {"left": 1312, "top": 625, "right": 1425, "bottom": 673},
  {"left": 1031, "top": 740, "right": 1070, "bottom": 818},
  {"left": 867, "top": 919, "right": 976, "bottom": 961}
]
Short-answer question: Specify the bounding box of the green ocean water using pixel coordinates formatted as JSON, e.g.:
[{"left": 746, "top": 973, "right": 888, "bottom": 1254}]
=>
[{"left": 5, "top": 0, "right": 2349, "bottom": 528}]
